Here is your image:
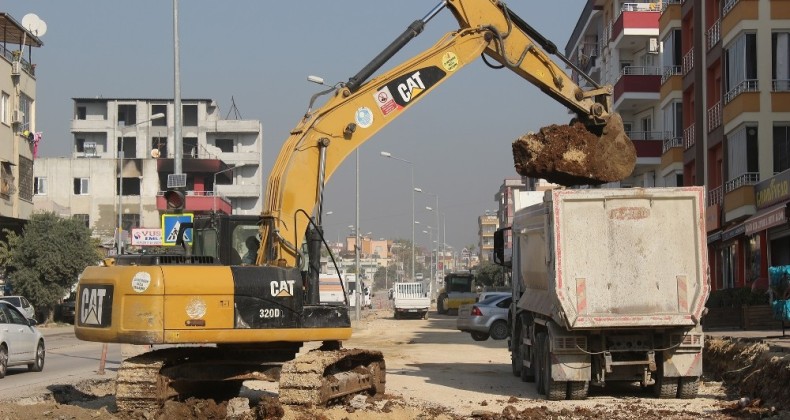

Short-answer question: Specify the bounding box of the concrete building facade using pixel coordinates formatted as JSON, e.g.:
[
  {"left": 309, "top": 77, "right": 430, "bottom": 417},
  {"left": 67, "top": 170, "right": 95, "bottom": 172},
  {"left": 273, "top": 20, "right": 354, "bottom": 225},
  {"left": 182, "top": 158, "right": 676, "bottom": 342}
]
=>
[{"left": 33, "top": 98, "right": 262, "bottom": 250}]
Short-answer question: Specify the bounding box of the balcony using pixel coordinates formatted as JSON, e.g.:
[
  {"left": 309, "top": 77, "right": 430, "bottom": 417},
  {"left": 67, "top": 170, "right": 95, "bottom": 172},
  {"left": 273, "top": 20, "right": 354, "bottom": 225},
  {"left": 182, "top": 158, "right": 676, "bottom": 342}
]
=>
[
  {"left": 706, "top": 19, "right": 720, "bottom": 51},
  {"left": 724, "top": 80, "right": 758, "bottom": 104},
  {"left": 708, "top": 185, "right": 723, "bottom": 207},
  {"left": 725, "top": 172, "right": 760, "bottom": 193},
  {"left": 723, "top": 0, "right": 758, "bottom": 35},
  {"left": 723, "top": 172, "right": 759, "bottom": 222},
  {"left": 662, "top": 135, "right": 683, "bottom": 154},
  {"left": 661, "top": 0, "right": 682, "bottom": 12},
  {"left": 772, "top": 80, "right": 790, "bottom": 112},
  {"left": 773, "top": 79, "right": 790, "bottom": 92},
  {"left": 155, "top": 190, "right": 232, "bottom": 214},
  {"left": 681, "top": 49, "right": 694, "bottom": 76},
  {"left": 723, "top": 0, "right": 740, "bottom": 15},
  {"left": 613, "top": 66, "right": 661, "bottom": 108},
  {"left": 626, "top": 130, "right": 664, "bottom": 158},
  {"left": 707, "top": 101, "right": 722, "bottom": 133},
  {"left": 683, "top": 124, "right": 695, "bottom": 150},
  {"left": 661, "top": 66, "right": 682, "bottom": 84},
  {"left": 611, "top": 3, "right": 660, "bottom": 49}
]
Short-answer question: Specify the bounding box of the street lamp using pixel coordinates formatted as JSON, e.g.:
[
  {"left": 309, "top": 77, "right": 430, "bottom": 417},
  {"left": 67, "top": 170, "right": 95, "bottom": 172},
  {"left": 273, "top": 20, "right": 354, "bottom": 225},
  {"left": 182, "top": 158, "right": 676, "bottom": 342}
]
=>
[
  {"left": 212, "top": 164, "right": 248, "bottom": 213},
  {"left": 417, "top": 188, "right": 440, "bottom": 297},
  {"left": 117, "top": 112, "right": 164, "bottom": 255},
  {"left": 380, "top": 151, "right": 415, "bottom": 281}
]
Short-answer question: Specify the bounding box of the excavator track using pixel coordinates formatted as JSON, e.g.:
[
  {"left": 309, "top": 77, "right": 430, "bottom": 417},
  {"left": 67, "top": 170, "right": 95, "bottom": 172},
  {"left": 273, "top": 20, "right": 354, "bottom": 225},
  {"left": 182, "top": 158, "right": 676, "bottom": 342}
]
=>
[
  {"left": 279, "top": 348, "right": 386, "bottom": 406},
  {"left": 115, "top": 350, "right": 174, "bottom": 413}
]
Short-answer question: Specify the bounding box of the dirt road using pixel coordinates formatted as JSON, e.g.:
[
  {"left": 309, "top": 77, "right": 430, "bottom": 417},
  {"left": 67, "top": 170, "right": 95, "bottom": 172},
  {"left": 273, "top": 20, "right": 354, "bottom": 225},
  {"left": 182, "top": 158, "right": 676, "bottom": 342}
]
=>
[{"left": 0, "top": 308, "right": 781, "bottom": 419}]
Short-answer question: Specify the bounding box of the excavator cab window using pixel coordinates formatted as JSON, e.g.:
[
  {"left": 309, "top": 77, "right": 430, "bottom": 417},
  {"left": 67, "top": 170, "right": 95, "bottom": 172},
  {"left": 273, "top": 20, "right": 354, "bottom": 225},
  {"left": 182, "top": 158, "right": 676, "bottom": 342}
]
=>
[
  {"left": 193, "top": 228, "right": 219, "bottom": 260},
  {"left": 232, "top": 224, "right": 260, "bottom": 265}
]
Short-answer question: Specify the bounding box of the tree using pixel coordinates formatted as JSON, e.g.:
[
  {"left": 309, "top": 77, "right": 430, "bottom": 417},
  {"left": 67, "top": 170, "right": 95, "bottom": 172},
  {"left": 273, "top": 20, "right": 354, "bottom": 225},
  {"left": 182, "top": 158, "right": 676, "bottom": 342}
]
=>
[
  {"left": 3, "top": 212, "right": 102, "bottom": 323},
  {"left": 474, "top": 260, "right": 507, "bottom": 288}
]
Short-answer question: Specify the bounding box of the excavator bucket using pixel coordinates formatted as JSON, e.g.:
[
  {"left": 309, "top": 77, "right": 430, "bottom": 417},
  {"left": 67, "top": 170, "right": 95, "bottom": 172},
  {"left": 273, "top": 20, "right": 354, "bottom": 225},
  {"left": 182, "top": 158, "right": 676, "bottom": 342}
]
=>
[{"left": 511, "top": 113, "right": 636, "bottom": 186}]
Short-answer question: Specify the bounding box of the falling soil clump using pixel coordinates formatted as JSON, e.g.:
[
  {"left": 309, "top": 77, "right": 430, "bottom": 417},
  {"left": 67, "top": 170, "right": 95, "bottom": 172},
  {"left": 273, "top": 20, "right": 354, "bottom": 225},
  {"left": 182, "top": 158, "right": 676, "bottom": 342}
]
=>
[{"left": 512, "top": 114, "right": 635, "bottom": 186}]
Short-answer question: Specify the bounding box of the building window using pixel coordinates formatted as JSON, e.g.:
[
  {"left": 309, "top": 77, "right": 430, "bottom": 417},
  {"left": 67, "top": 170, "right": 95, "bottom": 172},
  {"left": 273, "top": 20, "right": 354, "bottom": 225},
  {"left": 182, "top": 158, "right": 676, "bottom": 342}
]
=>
[
  {"left": 0, "top": 162, "right": 15, "bottom": 197},
  {"left": 76, "top": 106, "right": 87, "bottom": 120},
  {"left": 724, "top": 33, "right": 757, "bottom": 102},
  {"left": 183, "top": 104, "right": 198, "bottom": 126},
  {"left": 72, "top": 214, "right": 90, "bottom": 228},
  {"left": 17, "top": 156, "right": 32, "bottom": 201},
  {"left": 118, "top": 137, "right": 137, "bottom": 159},
  {"left": 663, "top": 100, "right": 683, "bottom": 138},
  {"left": 121, "top": 213, "right": 140, "bottom": 232},
  {"left": 215, "top": 138, "right": 234, "bottom": 153},
  {"left": 151, "top": 104, "right": 167, "bottom": 126},
  {"left": 184, "top": 137, "right": 198, "bottom": 158},
  {"left": 73, "top": 178, "right": 89, "bottom": 195},
  {"left": 76, "top": 138, "right": 85, "bottom": 153},
  {"left": 117, "top": 104, "right": 136, "bottom": 126},
  {"left": 18, "top": 93, "right": 32, "bottom": 129},
  {"left": 727, "top": 125, "right": 758, "bottom": 181},
  {"left": 1, "top": 92, "right": 8, "bottom": 125},
  {"left": 34, "top": 177, "right": 46, "bottom": 195},
  {"left": 118, "top": 177, "right": 141, "bottom": 196},
  {"left": 774, "top": 124, "right": 790, "bottom": 173},
  {"left": 152, "top": 137, "right": 168, "bottom": 158},
  {"left": 662, "top": 29, "right": 682, "bottom": 67},
  {"left": 773, "top": 32, "right": 790, "bottom": 91}
]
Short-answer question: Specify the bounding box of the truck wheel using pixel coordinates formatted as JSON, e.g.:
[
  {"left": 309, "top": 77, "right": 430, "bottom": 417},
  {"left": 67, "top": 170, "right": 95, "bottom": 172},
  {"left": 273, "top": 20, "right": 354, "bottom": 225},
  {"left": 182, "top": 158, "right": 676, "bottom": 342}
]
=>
[
  {"left": 534, "top": 333, "right": 546, "bottom": 394},
  {"left": 437, "top": 294, "right": 448, "bottom": 315},
  {"left": 543, "top": 333, "right": 566, "bottom": 400},
  {"left": 471, "top": 332, "right": 489, "bottom": 341},
  {"left": 652, "top": 355, "right": 678, "bottom": 399},
  {"left": 489, "top": 320, "right": 508, "bottom": 340},
  {"left": 394, "top": 312, "right": 400, "bottom": 320},
  {"left": 677, "top": 376, "right": 700, "bottom": 399},
  {"left": 568, "top": 381, "right": 589, "bottom": 400}
]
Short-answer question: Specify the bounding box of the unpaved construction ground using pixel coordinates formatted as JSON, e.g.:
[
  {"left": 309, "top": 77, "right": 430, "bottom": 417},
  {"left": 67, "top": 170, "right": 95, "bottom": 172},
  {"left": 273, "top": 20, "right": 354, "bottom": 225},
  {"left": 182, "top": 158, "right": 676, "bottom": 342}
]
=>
[{"left": 1, "top": 308, "right": 789, "bottom": 419}]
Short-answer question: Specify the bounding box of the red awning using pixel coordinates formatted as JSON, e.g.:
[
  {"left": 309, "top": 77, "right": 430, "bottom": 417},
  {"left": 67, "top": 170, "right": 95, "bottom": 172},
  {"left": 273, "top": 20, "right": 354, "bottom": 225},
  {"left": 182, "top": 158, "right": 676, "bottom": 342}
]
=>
[{"left": 745, "top": 203, "right": 787, "bottom": 235}]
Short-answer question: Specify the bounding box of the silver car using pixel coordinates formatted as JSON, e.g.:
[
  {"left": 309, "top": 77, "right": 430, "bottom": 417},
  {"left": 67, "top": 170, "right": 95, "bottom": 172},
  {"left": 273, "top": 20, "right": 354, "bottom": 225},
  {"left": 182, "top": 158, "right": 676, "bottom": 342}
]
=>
[
  {"left": 0, "top": 301, "right": 45, "bottom": 378},
  {"left": 457, "top": 294, "right": 512, "bottom": 341},
  {"left": 0, "top": 296, "right": 35, "bottom": 320}
]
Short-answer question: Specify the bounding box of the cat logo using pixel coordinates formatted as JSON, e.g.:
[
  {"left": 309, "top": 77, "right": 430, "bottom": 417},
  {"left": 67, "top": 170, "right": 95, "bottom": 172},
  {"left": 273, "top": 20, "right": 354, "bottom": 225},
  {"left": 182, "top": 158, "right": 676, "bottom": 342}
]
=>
[
  {"left": 271, "top": 280, "right": 296, "bottom": 298},
  {"left": 375, "top": 66, "right": 447, "bottom": 116},
  {"left": 396, "top": 70, "right": 426, "bottom": 103},
  {"left": 79, "top": 286, "right": 113, "bottom": 326}
]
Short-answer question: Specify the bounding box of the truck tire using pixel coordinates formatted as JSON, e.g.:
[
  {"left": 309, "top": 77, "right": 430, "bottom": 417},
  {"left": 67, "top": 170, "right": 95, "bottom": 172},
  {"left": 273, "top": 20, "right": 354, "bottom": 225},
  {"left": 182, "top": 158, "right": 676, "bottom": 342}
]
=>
[
  {"left": 568, "top": 381, "right": 589, "bottom": 400},
  {"left": 489, "top": 320, "right": 508, "bottom": 340},
  {"left": 534, "top": 332, "right": 546, "bottom": 394},
  {"left": 471, "top": 332, "right": 490, "bottom": 341},
  {"left": 394, "top": 311, "right": 400, "bottom": 320},
  {"left": 543, "top": 332, "right": 566, "bottom": 401},
  {"left": 652, "top": 354, "right": 678, "bottom": 399},
  {"left": 437, "top": 294, "right": 448, "bottom": 315},
  {"left": 677, "top": 376, "right": 700, "bottom": 399}
]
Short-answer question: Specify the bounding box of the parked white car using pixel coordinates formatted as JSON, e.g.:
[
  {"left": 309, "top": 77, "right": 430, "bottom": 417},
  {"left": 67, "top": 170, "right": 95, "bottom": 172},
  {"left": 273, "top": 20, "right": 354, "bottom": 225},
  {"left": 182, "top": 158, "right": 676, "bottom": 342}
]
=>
[
  {"left": 0, "top": 296, "right": 35, "bottom": 320},
  {"left": 0, "top": 301, "right": 45, "bottom": 378}
]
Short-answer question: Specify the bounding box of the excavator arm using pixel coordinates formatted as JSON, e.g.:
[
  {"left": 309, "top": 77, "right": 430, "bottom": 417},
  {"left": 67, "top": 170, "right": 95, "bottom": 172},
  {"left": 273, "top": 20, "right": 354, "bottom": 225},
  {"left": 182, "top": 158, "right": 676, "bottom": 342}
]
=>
[{"left": 260, "top": 0, "right": 635, "bottom": 267}]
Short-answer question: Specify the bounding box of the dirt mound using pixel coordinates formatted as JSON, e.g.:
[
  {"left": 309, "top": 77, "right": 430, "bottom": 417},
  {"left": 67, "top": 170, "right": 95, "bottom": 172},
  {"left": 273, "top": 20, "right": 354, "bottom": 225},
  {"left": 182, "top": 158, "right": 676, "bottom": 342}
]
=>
[
  {"left": 705, "top": 337, "right": 790, "bottom": 415},
  {"left": 512, "top": 114, "right": 635, "bottom": 186}
]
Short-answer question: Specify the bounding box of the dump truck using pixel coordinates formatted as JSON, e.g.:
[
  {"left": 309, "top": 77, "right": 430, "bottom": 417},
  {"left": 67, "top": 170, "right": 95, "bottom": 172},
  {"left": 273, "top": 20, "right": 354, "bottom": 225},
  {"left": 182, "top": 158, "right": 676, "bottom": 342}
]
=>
[
  {"left": 392, "top": 282, "right": 430, "bottom": 319},
  {"left": 494, "top": 187, "right": 709, "bottom": 400}
]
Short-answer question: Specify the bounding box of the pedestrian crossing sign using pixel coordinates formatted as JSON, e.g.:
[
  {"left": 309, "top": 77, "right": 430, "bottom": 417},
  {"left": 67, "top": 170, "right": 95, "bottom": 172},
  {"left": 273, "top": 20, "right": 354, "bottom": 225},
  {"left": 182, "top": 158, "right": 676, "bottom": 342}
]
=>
[{"left": 161, "top": 213, "right": 194, "bottom": 246}]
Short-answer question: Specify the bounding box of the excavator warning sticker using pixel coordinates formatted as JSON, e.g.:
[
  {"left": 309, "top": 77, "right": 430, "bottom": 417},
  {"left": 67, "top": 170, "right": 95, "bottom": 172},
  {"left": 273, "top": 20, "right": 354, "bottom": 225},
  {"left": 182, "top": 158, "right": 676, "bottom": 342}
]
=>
[
  {"left": 355, "top": 107, "right": 374, "bottom": 128},
  {"left": 131, "top": 271, "right": 151, "bottom": 293},
  {"left": 442, "top": 52, "right": 459, "bottom": 72},
  {"left": 374, "top": 66, "right": 446, "bottom": 117}
]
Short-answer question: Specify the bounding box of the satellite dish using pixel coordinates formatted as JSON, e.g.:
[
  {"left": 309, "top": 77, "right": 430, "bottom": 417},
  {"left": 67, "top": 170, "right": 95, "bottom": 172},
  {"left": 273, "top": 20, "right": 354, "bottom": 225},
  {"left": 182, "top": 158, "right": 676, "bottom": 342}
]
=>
[
  {"left": 21, "top": 13, "right": 47, "bottom": 37},
  {"left": 150, "top": 149, "right": 161, "bottom": 159}
]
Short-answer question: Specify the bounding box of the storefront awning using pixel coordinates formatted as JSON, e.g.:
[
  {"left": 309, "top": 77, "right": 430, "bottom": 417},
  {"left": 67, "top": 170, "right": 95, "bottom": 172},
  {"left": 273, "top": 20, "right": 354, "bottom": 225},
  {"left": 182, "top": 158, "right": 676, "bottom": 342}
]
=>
[{"left": 745, "top": 203, "right": 787, "bottom": 235}]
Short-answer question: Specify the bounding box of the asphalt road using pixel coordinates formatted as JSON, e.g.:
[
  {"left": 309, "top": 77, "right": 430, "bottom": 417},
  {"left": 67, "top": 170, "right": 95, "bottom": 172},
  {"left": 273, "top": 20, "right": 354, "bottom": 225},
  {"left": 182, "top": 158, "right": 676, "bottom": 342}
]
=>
[{"left": 0, "top": 325, "right": 121, "bottom": 401}]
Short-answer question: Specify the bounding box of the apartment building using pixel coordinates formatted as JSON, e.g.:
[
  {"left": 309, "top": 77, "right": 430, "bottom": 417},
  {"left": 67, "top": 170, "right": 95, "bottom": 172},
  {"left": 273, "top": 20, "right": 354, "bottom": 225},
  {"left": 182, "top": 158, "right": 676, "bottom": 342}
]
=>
[
  {"left": 478, "top": 213, "right": 498, "bottom": 262},
  {"left": 33, "top": 98, "right": 262, "bottom": 250},
  {"left": 566, "top": 0, "right": 790, "bottom": 292},
  {"left": 0, "top": 13, "right": 43, "bottom": 232}
]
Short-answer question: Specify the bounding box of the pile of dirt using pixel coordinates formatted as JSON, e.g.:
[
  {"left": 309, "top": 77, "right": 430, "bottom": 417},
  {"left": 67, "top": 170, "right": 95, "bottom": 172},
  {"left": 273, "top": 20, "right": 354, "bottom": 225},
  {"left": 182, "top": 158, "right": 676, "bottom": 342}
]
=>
[
  {"left": 512, "top": 114, "right": 635, "bottom": 186},
  {"left": 704, "top": 337, "right": 790, "bottom": 415}
]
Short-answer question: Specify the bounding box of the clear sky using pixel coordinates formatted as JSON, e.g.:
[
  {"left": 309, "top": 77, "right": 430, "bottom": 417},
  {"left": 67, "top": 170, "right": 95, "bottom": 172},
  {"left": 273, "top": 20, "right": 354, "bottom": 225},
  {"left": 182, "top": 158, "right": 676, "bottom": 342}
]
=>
[{"left": 6, "top": 0, "right": 584, "bottom": 254}]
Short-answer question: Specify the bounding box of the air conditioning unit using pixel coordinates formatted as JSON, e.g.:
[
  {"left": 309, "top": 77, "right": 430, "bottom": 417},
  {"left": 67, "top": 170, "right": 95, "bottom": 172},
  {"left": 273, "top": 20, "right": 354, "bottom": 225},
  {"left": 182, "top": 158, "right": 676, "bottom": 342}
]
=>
[
  {"left": 11, "top": 61, "right": 21, "bottom": 75},
  {"left": 11, "top": 110, "right": 24, "bottom": 124}
]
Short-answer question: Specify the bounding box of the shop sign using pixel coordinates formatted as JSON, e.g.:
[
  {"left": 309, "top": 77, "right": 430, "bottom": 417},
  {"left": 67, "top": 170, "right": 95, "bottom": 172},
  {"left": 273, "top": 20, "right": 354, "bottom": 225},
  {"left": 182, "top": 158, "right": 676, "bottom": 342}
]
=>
[
  {"left": 721, "top": 224, "right": 745, "bottom": 242},
  {"left": 745, "top": 205, "right": 787, "bottom": 235},
  {"left": 755, "top": 171, "right": 790, "bottom": 209}
]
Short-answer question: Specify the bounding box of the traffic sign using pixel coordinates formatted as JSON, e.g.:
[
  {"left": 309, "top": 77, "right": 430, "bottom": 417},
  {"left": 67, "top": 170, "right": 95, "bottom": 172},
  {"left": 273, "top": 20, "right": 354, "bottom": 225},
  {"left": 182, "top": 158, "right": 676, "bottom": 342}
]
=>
[{"left": 161, "top": 213, "right": 193, "bottom": 246}]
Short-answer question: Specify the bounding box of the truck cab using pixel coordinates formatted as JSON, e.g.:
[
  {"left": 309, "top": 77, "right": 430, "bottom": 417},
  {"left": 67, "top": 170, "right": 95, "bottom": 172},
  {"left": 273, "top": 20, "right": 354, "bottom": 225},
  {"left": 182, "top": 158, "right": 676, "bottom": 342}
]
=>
[{"left": 436, "top": 272, "right": 477, "bottom": 315}]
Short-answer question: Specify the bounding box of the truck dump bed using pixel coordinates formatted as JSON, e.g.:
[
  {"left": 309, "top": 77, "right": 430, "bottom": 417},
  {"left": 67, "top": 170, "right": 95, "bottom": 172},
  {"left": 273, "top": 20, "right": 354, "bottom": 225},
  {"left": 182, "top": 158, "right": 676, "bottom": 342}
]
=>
[{"left": 516, "top": 187, "right": 709, "bottom": 329}]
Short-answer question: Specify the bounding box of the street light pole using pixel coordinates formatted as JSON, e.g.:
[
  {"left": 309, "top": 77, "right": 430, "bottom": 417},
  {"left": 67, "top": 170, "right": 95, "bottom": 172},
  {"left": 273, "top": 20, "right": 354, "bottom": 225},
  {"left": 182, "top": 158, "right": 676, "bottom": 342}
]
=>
[
  {"left": 380, "top": 151, "right": 415, "bottom": 281},
  {"left": 117, "top": 112, "right": 164, "bottom": 255},
  {"left": 212, "top": 164, "right": 247, "bottom": 214}
]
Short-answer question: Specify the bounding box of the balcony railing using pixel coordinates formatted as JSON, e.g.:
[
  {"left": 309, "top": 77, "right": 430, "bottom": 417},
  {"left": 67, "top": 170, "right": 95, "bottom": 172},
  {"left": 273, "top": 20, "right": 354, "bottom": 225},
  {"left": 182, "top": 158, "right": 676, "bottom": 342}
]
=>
[
  {"left": 600, "top": 22, "right": 613, "bottom": 53},
  {"left": 706, "top": 19, "right": 721, "bottom": 51},
  {"left": 620, "top": 1, "right": 663, "bottom": 15},
  {"left": 724, "top": 172, "right": 759, "bottom": 193},
  {"left": 708, "top": 185, "right": 723, "bottom": 207},
  {"left": 620, "top": 66, "right": 663, "bottom": 76},
  {"left": 662, "top": 135, "right": 683, "bottom": 153},
  {"left": 661, "top": 0, "right": 682, "bottom": 12},
  {"left": 661, "top": 65, "right": 682, "bottom": 84},
  {"left": 773, "top": 79, "right": 790, "bottom": 92},
  {"left": 627, "top": 130, "right": 664, "bottom": 140},
  {"left": 724, "top": 79, "right": 759, "bottom": 104},
  {"left": 707, "top": 101, "right": 722, "bottom": 132},
  {"left": 682, "top": 49, "right": 694, "bottom": 76},
  {"left": 683, "top": 124, "right": 696, "bottom": 149},
  {"left": 723, "top": 0, "right": 740, "bottom": 16}
]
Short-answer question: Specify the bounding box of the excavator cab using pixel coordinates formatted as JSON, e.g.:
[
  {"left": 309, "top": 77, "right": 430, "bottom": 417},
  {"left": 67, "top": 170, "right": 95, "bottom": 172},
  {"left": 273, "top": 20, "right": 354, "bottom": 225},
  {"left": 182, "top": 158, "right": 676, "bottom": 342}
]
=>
[{"left": 190, "top": 214, "right": 260, "bottom": 266}]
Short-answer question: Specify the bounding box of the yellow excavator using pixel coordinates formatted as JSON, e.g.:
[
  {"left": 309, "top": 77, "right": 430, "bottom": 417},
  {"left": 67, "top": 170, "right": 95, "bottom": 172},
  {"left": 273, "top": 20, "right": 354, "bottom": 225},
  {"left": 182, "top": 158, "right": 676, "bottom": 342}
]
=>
[{"left": 75, "top": 0, "right": 634, "bottom": 411}]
